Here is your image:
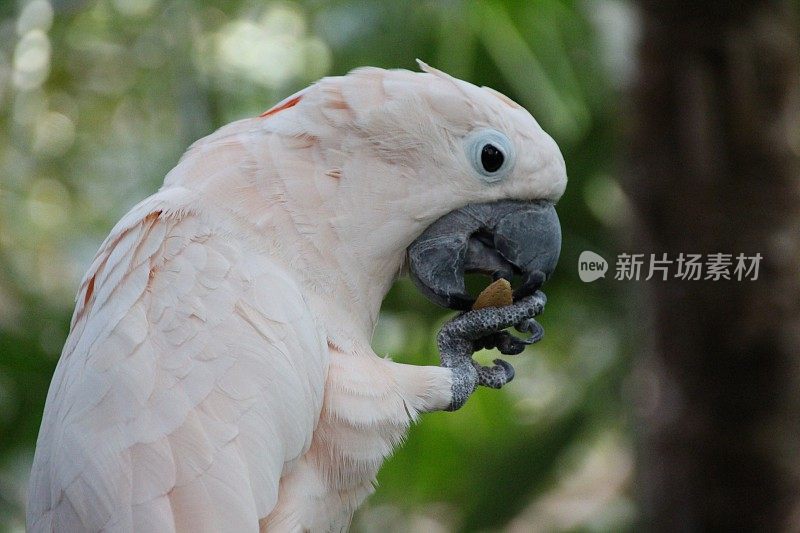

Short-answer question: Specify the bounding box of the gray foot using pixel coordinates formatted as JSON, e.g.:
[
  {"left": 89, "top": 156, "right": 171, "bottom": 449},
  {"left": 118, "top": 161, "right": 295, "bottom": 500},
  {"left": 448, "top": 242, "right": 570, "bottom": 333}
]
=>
[{"left": 438, "top": 291, "right": 546, "bottom": 411}]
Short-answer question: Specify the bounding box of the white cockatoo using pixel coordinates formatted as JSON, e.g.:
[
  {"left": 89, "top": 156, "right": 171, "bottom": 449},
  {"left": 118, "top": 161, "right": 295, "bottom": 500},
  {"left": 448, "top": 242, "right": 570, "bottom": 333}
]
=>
[{"left": 27, "top": 61, "right": 566, "bottom": 532}]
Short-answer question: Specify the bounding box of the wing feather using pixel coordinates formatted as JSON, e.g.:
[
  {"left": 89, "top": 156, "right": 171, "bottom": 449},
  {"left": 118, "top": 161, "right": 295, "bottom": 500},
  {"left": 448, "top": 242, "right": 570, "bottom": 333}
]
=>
[{"left": 27, "top": 188, "right": 328, "bottom": 532}]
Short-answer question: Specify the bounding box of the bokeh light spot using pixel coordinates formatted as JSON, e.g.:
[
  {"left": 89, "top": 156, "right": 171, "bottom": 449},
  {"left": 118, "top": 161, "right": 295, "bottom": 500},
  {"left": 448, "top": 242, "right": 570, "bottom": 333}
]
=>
[
  {"left": 212, "top": 4, "right": 330, "bottom": 89},
  {"left": 12, "top": 29, "right": 51, "bottom": 90},
  {"left": 32, "top": 111, "right": 76, "bottom": 157}
]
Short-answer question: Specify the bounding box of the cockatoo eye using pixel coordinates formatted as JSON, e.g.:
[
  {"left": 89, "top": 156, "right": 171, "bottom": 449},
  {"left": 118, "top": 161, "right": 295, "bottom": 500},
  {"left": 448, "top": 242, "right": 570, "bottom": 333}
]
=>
[{"left": 465, "top": 129, "right": 515, "bottom": 183}]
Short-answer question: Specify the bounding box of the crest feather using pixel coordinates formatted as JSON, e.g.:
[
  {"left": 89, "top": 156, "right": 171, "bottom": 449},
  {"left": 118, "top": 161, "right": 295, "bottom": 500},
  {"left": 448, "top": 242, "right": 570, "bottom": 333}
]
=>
[{"left": 416, "top": 59, "right": 457, "bottom": 82}]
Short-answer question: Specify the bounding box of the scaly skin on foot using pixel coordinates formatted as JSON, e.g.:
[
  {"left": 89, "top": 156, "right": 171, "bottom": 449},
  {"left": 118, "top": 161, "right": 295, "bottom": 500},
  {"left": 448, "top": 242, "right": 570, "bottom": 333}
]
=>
[{"left": 437, "top": 291, "right": 547, "bottom": 410}]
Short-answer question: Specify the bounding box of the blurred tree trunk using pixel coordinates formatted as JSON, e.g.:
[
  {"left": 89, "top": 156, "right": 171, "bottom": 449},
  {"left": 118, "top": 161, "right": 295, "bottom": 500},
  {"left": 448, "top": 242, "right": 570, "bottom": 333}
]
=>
[{"left": 627, "top": 1, "right": 800, "bottom": 531}]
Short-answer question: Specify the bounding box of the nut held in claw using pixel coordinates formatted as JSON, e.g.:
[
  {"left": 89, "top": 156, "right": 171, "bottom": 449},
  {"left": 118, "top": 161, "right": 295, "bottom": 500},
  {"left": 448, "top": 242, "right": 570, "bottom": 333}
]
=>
[{"left": 472, "top": 278, "right": 513, "bottom": 310}]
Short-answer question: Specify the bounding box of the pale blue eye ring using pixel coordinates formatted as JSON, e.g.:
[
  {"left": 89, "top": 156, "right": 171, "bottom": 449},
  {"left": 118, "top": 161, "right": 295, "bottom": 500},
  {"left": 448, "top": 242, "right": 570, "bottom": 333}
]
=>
[{"left": 464, "top": 129, "right": 515, "bottom": 184}]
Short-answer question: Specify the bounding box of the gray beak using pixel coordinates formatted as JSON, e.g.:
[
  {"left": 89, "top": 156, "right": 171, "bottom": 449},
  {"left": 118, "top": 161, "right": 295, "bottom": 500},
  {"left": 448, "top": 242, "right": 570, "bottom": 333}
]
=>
[{"left": 407, "top": 200, "right": 561, "bottom": 310}]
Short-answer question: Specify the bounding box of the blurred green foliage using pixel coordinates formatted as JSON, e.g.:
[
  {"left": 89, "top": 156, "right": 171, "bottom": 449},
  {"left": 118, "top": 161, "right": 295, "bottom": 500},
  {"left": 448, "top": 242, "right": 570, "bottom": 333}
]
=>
[{"left": 0, "top": 0, "right": 638, "bottom": 530}]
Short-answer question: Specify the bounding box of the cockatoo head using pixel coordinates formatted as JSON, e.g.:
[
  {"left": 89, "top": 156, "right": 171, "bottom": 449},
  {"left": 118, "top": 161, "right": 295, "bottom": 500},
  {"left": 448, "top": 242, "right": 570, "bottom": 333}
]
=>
[{"left": 300, "top": 60, "right": 567, "bottom": 311}]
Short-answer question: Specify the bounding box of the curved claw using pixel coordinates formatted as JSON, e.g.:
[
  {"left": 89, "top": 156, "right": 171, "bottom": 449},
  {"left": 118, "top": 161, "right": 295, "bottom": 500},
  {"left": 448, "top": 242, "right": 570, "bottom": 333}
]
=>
[
  {"left": 495, "top": 359, "right": 515, "bottom": 383},
  {"left": 473, "top": 358, "right": 515, "bottom": 389},
  {"left": 515, "top": 317, "right": 545, "bottom": 345}
]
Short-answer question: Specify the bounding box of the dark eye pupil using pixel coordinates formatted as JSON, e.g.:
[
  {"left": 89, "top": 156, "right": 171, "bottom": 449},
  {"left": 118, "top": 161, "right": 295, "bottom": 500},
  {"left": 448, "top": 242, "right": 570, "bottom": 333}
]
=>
[{"left": 481, "top": 144, "right": 504, "bottom": 173}]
